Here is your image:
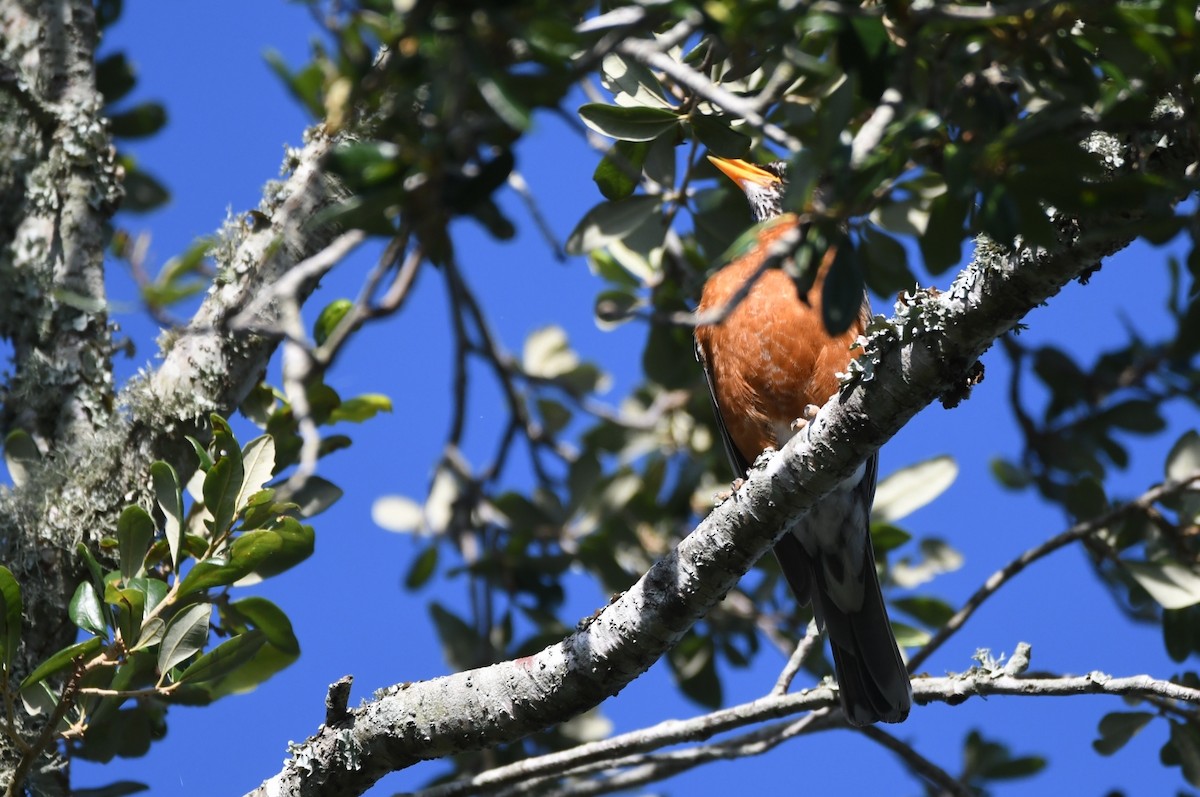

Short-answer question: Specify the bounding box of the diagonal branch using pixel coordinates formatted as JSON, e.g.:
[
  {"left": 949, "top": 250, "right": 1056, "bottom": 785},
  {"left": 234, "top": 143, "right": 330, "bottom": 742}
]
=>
[{"left": 247, "top": 113, "right": 1200, "bottom": 796}]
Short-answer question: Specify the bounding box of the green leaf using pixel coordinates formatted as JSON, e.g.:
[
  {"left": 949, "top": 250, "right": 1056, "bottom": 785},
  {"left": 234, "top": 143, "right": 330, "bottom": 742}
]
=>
[
  {"left": 593, "top": 140, "right": 649, "bottom": 201},
  {"left": 405, "top": 545, "right": 439, "bottom": 590},
  {"left": 1123, "top": 559, "right": 1200, "bottom": 609},
  {"left": 869, "top": 523, "right": 912, "bottom": 553},
  {"left": 150, "top": 461, "right": 184, "bottom": 569},
  {"left": 277, "top": 476, "right": 343, "bottom": 518},
  {"left": 69, "top": 582, "right": 107, "bottom": 638},
  {"left": 238, "top": 435, "right": 277, "bottom": 512},
  {"left": 578, "top": 103, "right": 679, "bottom": 142},
  {"left": 176, "top": 560, "right": 243, "bottom": 599},
  {"left": 120, "top": 166, "right": 170, "bottom": 213},
  {"left": 329, "top": 394, "right": 393, "bottom": 424},
  {"left": 0, "top": 565, "right": 22, "bottom": 673},
  {"left": 227, "top": 597, "right": 299, "bottom": 656},
  {"left": 204, "top": 450, "right": 244, "bottom": 536},
  {"left": 889, "top": 620, "right": 930, "bottom": 648},
  {"left": 1166, "top": 430, "right": 1200, "bottom": 485},
  {"left": 1064, "top": 477, "right": 1108, "bottom": 521},
  {"left": 1164, "top": 719, "right": 1200, "bottom": 786},
  {"left": 20, "top": 636, "right": 104, "bottom": 689},
  {"left": 565, "top": 195, "right": 662, "bottom": 254},
  {"left": 106, "top": 585, "right": 146, "bottom": 649},
  {"left": 667, "top": 630, "right": 722, "bottom": 708},
  {"left": 96, "top": 52, "right": 136, "bottom": 104},
  {"left": 1102, "top": 399, "right": 1165, "bottom": 434},
  {"left": 314, "top": 298, "right": 353, "bottom": 346},
  {"left": 1093, "top": 711, "right": 1154, "bottom": 755},
  {"left": 176, "top": 630, "right": 266, "bottom": 685},
  {"left": 989, "top": 457, "right": 1032, "bottom": 490},
  {"left": 430, "top": 602, "right": 483, "bottom": 671},
  {"left": 117, "top": 505, "right": 155, "bottom": 583},
  {"left": 873, "top": 456, "right": 958, "bottom": 523},
  {"left": 187, "top": 435, "right": 213, "bottom": 471},
  {"left": 892, "top": 596, "right": 955, "bottom": 628},
  {"left": 108, "top": 101, "right": 166, "bottom": 139},
  {"left": 820, "top": 237, "right": 864, "bottom": 335},
  {"left": 264, "top": 48, "right": 324, "bottom": 118},
  {"left": 691, "top": 114, "right": 750, "bottom": 158},
  {"left": 158, "top": 602, "right": 211, "bottom": 675},
  {"left": 72, "top": 780, "right": 150, "bottom": 797},
  {"left": 3, "top": 429, "right": 40, "bottom": 488},
  {"left": 860, "top": 225, "right": 915, "bottom": 297}
]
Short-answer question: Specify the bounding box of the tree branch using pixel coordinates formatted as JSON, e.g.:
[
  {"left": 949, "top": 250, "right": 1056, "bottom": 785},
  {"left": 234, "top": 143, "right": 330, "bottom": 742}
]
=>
[
  {"left": 247, "top": 112, "right": 1199, "bottom": 795},
  {"left": 908, "top": 473, "right": 1200, "bottom": 672}
]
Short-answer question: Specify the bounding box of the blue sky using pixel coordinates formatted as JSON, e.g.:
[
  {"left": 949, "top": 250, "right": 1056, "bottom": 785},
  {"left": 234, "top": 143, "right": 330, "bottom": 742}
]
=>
[{"left": 66, "top": 3, "right": 1197, "bottom": 795}]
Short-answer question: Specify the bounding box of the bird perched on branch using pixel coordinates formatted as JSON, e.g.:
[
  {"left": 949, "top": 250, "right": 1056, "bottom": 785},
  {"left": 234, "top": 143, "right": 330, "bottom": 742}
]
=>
[{"left": 694, "top": 156, "right": 911, "bottom": 726}]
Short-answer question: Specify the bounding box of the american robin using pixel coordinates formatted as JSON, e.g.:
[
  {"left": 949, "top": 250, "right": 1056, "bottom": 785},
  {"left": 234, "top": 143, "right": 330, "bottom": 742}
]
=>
[{"left": 694, "top": 156, "right": 911, "bottom": 725}]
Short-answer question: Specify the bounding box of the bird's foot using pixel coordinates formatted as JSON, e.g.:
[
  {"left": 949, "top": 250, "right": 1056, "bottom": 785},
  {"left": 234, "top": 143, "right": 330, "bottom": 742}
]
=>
[
  {"left": 713, "top": 478, "right": 745, "bottom": 504},
  {"left": 789, "top": 404, "right": 821, "bottom": 433}
]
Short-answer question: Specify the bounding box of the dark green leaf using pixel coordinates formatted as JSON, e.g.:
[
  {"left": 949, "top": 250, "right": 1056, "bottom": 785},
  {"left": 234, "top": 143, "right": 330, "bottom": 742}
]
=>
[
  {"left": 860, "top": 225, "right": 915, "bottom": 297},
  {"left": 1102, "top": 399, "right": 1165, "bottom": 434},
  {"left": 227, "top": 597, "right": 299, "bottom": 656},
  {"left": 430, "top": 602, "right": 484, "bottom": 671},
  {"left": 150, "top": 461, "right": 184, "bottom": 569},
  {"left": 1064, "top": 477, "right": 1107, "bottom": 521},
  {"left": 72, "top": 780, "right": 150, "bottom": 797},
  {"left": 691, "top": 114, "right": 750, "bottom": 158},
  {"left": 820, "top": 237, "right": 864, "bottom": 335},
  {"left": 892, "top": 596, "right": 955, "bottom": 628},
  {"left": 1164, "top": 720, "right": 1200, "bottom": 786},
  {"left": 117, "top": 505, "right": 155, "bottom": 583},
  {"left": 1093, "top": 711, "right": 1154, "bottom": 756},
  {"left": 96, "top": 53, "right": 137, "bottom": 105},
  {"left": 204, "top": 449, "right": 244, "bottom": 537},
  {"left": 593, "top": 140, "right": 649, "bottom": 201},
  {"left": 405, "top": 545, "right": 439, "bottom": 590},
  {"left": 108, "top": 102, "right": 166, "bottom": 139},
  {"left": 919, "top": 192, "right": 970, "bottom": 274},
  {"left": 578, "top": 103, "right": 679, "bottom": 142},
  {"left": 667, "top": 630, "right": 722, "bottom": 708},
  {"left": 20, "top": 637, "right": 104, "bottom": 689},
  {"left": 566, "top": 196, "right": 662, "bottom": 254},
  {"left": 869, "top": 523, "right": 912, "bottom": 553},
  {"left": 264, "top": 49, "right": 324, "bottom": 118},
  {"left": 70, "top": 582, "right": 107, "bottom": 638},
  {"left": 990, "top": 457, "right": 1032, "bottom": 490},
  {"left": 177, "top": 630, "right": 266, "bottom": 685},
  {"left": 121, "top": 166, "right": 170, "bottom": 213},
  {"left": 158, "top": 603, "right": 211, "bottom": 675}
]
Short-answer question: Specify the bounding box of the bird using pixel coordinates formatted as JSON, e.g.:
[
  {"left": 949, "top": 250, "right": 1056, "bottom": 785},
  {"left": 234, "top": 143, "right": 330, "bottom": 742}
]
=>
[{"left": 694, "top": 155, "right": 912, "bottom": 726}]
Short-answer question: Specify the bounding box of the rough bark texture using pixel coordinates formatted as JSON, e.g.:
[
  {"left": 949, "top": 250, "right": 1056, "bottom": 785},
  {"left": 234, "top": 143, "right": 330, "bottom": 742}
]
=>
[{"left": 0, "top": 3, "right": 345, "bottom": 790}]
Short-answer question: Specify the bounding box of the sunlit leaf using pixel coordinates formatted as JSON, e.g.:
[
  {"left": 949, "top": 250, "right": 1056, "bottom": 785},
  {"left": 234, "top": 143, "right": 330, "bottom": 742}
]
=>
[
  {"left": 873, "top": 456, "right": 958, "bottom": 524},
  {"left": 1123, "top": 559, "right": 1200, "bottom": 609}
]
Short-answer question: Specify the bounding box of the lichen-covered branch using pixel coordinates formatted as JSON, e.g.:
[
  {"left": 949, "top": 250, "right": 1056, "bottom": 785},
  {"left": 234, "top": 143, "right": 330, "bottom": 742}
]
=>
[{"left": 247, "top": 108, "right": 1198, "bottom": 796}]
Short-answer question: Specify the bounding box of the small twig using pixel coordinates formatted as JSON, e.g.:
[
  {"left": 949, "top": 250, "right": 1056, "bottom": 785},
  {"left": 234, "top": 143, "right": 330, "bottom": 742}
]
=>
[
  {"left": 772, "top": 619, "right": 822, "bottom": 696},
  {"left": 908, "top": 473, "right": 1200, "bottom": 672},
  {"left": 507, "top": 170, "right": 565, "bottom": 261},
  {"left": 858, "top": 726, "right": 971, "bottom": 797}
]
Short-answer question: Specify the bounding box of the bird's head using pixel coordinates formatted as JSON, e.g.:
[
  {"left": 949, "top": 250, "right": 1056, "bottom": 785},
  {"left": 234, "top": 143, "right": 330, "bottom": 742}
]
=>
[{"left": 707, "top": 156, "right": 788, "bottom": 223}]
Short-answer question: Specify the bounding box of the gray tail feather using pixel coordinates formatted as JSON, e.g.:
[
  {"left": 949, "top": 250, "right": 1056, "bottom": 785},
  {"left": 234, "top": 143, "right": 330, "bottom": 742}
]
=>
[{"left": 774, "top": 537, "right": 911, "bottom": 726}]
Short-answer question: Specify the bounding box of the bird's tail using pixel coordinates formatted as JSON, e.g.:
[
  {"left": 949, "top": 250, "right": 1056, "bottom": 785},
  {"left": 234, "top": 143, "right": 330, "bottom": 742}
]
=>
[{"left": 809, "top": 543, "right": 912, "bottom": 726}]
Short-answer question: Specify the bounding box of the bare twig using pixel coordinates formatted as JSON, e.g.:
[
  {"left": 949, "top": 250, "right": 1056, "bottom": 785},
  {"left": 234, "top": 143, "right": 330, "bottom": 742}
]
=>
[
  {"left": 410, "top": 666, "right": 1200, "bottom": 797},
  {"left": 771, "top": 619, "right": 822, "bottom": 696},
  {"left": 858, "top": 726, "right": 971, "bottom": 797},
  {"left": 908, "top": 473, "right": 1200, "bottom": 673}
]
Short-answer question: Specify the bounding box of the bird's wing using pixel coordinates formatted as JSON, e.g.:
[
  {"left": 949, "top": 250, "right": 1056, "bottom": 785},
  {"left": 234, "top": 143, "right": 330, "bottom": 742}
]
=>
[{"left": 694, "top": 337, "right": 752, "bottom": 479}]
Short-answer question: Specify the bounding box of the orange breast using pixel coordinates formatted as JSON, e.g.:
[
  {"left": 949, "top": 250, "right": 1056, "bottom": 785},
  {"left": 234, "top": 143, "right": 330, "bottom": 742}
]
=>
[{"left": 695, "top": 218, "right": 867, "bottom": 464}]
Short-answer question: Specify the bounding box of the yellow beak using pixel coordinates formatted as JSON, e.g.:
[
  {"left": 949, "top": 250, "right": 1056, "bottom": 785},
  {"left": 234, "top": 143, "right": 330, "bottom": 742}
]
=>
[{"left": 706, "top": 156, "right": 780, "bottom": 189}]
